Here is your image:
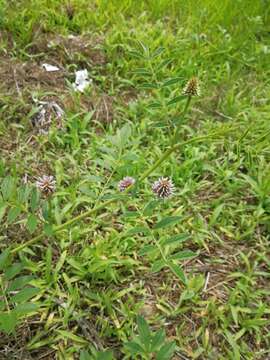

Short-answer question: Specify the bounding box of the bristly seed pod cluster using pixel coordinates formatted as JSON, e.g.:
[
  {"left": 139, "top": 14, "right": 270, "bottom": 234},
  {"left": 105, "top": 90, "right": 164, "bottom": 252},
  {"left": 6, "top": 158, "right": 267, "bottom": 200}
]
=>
[
  {"left": 36, "top": 175, "right": 56, "bottom": 196},
  {"left": 118, "top": 176, "right": 175, "bottom": 199},
  {"left": 152, "top": 177, "right": 175, "bottom": 199},
  {"left": 183, "top": 77, "right": 200, "bottom": 97},
  {"left": 118, "top": 176, "right": 136, "bottom": 192}
]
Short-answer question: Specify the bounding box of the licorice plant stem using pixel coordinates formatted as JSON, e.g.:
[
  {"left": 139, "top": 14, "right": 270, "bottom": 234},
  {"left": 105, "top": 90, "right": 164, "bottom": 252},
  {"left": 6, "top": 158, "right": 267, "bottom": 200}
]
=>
[{"left": 11, "top": 98, "right": 231, "bottom": 254}]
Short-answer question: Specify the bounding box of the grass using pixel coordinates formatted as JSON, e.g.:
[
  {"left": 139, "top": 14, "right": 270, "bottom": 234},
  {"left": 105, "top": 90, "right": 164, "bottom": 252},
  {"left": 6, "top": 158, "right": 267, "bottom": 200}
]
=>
[{"left": 0, "top": 0, "right": 270, "bottom": 359}]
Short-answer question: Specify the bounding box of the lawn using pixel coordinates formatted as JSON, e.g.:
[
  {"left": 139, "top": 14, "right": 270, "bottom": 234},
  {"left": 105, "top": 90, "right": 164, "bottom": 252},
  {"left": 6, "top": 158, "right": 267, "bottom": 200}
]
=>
[{"left": 0, "top": 0, "right": 270, "bottom": 359}]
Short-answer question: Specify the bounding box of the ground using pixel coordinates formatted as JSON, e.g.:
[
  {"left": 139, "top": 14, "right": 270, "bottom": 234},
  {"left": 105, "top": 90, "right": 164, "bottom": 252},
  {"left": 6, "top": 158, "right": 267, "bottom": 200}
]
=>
[{"left": 0, "top": 0, "right": 270, "bottom": 359}]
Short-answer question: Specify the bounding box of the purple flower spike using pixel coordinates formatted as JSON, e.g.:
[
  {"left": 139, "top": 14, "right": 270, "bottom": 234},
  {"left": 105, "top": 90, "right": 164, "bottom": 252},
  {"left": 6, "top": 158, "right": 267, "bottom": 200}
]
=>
[
  {"left": 152, "top": 177, "right": 175, "bottom": 198},
  {"left": 118, "top": 176, "right": 135, "bottom": 192},
  {"left": 36, "top": 175, "right": 56, "bottom": 196}
]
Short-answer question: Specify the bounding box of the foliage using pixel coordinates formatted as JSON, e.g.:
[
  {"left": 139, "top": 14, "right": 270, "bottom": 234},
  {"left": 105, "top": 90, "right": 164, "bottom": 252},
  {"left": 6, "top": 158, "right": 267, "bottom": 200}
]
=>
[
  {"left": 0, "top": 0, "right": 269, "bottom": 359},
  {"left": 124, "top": 316, "right": 175, "bottom": 359},
  {"left": 0, "top": 249, "right": 40, "bottom": 334}
]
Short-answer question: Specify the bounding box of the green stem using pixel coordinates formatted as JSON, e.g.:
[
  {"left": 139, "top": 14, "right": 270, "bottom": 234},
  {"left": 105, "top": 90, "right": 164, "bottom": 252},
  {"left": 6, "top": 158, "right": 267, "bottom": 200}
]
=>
[
  {"left": 11, "top": 198, "right": 115, "bottom": 254},
  {"left": 140, "top": 96, "right": 191, "bottom": 181},
  {"left": 140, "top": 133, "right": 211, "bottom": 181},
  {"left": 171, "top": 96, "right": 191, "bottom": 145}
]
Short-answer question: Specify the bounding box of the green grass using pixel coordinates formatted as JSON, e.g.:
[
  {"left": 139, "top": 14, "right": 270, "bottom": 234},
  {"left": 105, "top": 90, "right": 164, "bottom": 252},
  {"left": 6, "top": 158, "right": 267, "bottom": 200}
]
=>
[{"left": 0, "top": 0, "right": 270, "bottom": 359}]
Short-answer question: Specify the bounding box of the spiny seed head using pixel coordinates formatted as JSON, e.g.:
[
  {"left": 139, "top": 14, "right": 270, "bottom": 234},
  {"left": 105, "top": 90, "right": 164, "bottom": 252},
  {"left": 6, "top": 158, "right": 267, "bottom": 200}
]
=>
[
  {"left": 183, "top": 77, "right": 200, "bottom": 96},
  {"left": 36, "top": 175, "right": 56, "bottom": 196},
  {"left": 118, "top": 176, "right": 135, "bottom": 192},
  {"left": 152, "top": 177, "right": 175, "bottom": 199}
]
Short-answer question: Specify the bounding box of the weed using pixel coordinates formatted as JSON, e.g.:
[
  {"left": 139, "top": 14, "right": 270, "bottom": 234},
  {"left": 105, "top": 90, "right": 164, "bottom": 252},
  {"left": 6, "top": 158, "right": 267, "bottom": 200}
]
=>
[{"left": 0, "top": 1, "right": 270, "bottom": 359}]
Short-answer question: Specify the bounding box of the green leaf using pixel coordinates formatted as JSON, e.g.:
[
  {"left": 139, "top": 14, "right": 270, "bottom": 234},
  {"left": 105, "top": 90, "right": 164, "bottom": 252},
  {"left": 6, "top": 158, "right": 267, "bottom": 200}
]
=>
[
  {"left": 0, "top": 202, "right": 7, "bottom": 222},
  {"left": 56, "top": 330, "right": 88, "bottom": 344},
  {"left": 4, "top": 262, "right": 23, "bottom": 280},
  {"left": 167, "top": 95, "right": 186, "bottom": 106},
  {"left": 167, "top": 262, "right": 186, "bottom": 284},
  {"left": 17, "top": 187, "right": 25, "bottom": 203},
  {"left": 151, "top": 46, "right": 165, "bottom": 58},
  {"left": 11, "top": 287, "right": 40, "bottom": 303},
  {"left": 45, "top": 246, "right": 52, "bottom": 283},
  {"left": 162, "top": 233, "right": 190, "bottom": 246},
  {"left": 234, "top": 328, "right": 246, "bottom": 341},
  {"left": 162, "top": 77, "right": 183, "bottom": 87},
  {"left": 17, "top": 184, "right": 32, "bottom": 204},
  {"left": 0, "top": 160, "right": 4, "bottom": 177},
  {"left": 7, "top": 206, "right": 21, "bottom": 224},
  {"left": 96, "top": 351, "right": 114, "bottom": 360},
  {"left": 230, "top": 305, "right": 238, "bottom": 326},
  {"left": 26, "top": 214, "right": 38, "bottom": 234},
  {"left": 42, "top": 200, "right": 50, "bottom": 221},
  {"left": 242, "top": 318, "right": 269, "bottom": 328},
  {"left": 126, "top": 226, "right": 150, "bottom": 236},
  {"left": 156, "top": 341, "right": 176, "bottom": 360},
  {"left": 79, "top": 350, "right": 91, "bottom": 360},
  {"left": 0, "top": 310, "right": 18, "bottom": 334},
  {"left": 30, "top": 187, "right": 40, "bottom": 212},
  {"left": 44, "top": 223, "right": 54, "bottom": 237},
  {"left": 157, "top": 59, "right": 172, "bottom": 71},
  {"left": 137, "top": 41, "right": 149, "bottom": 55},
  {"left": 125, "top": 341, "right": 144, "bottom": 355},
  {"left": 170, "top": 250, "right": 197, "bottom": 261},
  {"left": 102, "top": 194, "right": 128, "bottom": 201},
  {"left": 55, "top": 250, "right": 67, "bottom": 273},
  {"left": 153, "top": 216, "right": 181, "bottom": 230},
  {"left": 7, "top": 275, "right": 35, "bottom": 291},
  {"left": 152, "top": 121, "right": 168, "bottom": 129},
  {"left": 147, "top": 102, "right": 162, "bottom": 109},
  {"left": 138, "top": 245, "right": 157, "bottom": 256},
  {"left": 143, "top": 200, "right": 159, "bottom": 216},
  {"left": 128, "top": 50, "right": 144, "bottom": 59},
  {"left": 132, "top": 68, "right": 152, "bottom": 76},
  {"left": 1, "top": 176, "right": 15, "bottom": 201},
  {"left": 224, "top": 330, "right": 240, "bottom": 360},
  {"left": 121, "top": 211, "right": 139, "bottom": 219},
  {"left": 151, "top": 329, "right": 166, "bottom": 352},
  {"left": 137, "top": 315, "right": 151, "bottom": 347},
  {"left": 209, "top": 204, "right": 224, "bottom": 226},
  {"left": 139, "top": 83, "right": 159, "bottom": 89},
  {"left": 15, "top": 302, "right": 39, "bottom": 315},
  {"left": 119, "top": 123, "right": 132, "bottom": 147},
  {"left": 151, "top": 259, "right": 166, "bottom": 273},
  {"left": 67, "top": 258, "right": 86, "bottom": 274},
  {"left": 0, "top": 248, "right": 11, "bottom": 271},
  {"left": 179, "top": 290, "right": 195, "bottom": 303},
  {"left": 0, "top": 300, "right": 5, "bottom": 311}
]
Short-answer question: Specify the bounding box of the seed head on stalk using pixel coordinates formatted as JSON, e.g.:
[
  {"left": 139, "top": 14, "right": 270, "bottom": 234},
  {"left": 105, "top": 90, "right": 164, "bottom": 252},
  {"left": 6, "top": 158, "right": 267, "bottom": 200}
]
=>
[
  {"left": 183, "top": 77, "right": 200, "bottom": 97},
  {"left": 118, "top": 176, "right": 136, "bottom": 192},
  {"left": 152, "top": 177, "right": 175, "bottom": 198},
  {"left": 36, "top": 175, "right": 56, "bottom": 196}
]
